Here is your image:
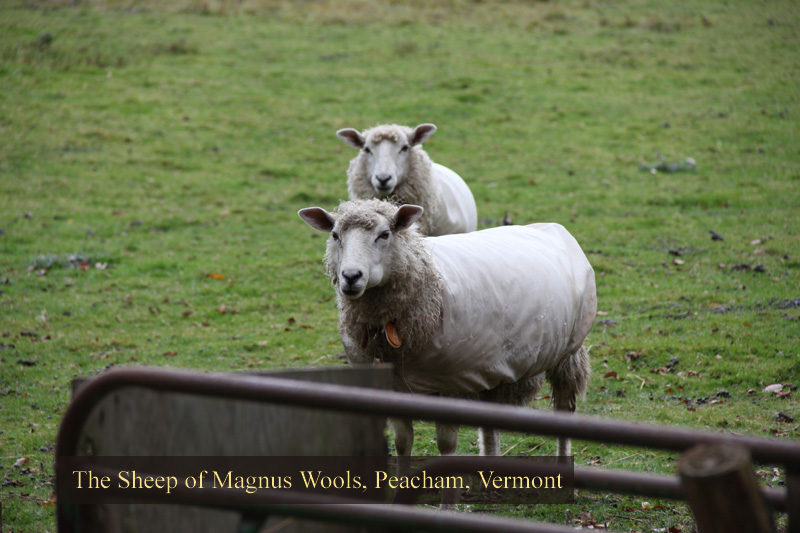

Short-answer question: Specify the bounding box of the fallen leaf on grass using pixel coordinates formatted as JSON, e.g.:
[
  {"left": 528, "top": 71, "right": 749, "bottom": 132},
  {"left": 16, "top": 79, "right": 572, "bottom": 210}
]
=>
[
  {"left": 777, "top": 412, "right": 794, "bottom": 423},
  {"left": 216, "top": 305, "right": 237, "bottom": 314},
  {"left": 625, "top": 351, "right": 641, "bottom": 364},
  {"left": 207, "top": 272, "right": 225, "bottom": 280},
  {"left": 14, "top": 457, "right": 29, "bottom": 467},
  {"left": 764, "top": 384, "right": 783, "bottom": 394},
  {"left": 573, "top": 510, "right": 606, "bottom": 529},
  {"left": 604, "top": 371, "right": 618, "bottom": 379},
  {"left": 163, "top": 351, "right": 177, "bottom": 356},
  {"left": 42, "top": 493, "right": 57, "bottom": 507}
]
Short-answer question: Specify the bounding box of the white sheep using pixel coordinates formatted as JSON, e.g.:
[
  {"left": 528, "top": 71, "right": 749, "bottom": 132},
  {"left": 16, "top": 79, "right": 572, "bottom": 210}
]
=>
[
  {"left": 299, "top": 199, "right": 596, "bottom": 464},
  {"left": 336, "top": 123, "right": 478, "bottom": 236}
]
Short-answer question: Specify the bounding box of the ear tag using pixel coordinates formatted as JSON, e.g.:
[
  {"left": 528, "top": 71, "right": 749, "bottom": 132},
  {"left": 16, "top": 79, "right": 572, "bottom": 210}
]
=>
[{"left": 385, "top": 322, "right": 402, "bottom": 348}]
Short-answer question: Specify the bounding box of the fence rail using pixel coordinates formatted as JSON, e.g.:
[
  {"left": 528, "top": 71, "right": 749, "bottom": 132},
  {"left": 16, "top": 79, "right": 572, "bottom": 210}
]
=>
[{"left": 56, "top": 367, "right": 800, "bottom": 533}]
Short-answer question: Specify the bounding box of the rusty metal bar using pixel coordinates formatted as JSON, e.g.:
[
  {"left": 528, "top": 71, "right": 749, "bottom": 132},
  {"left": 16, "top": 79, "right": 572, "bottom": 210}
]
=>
[
  {"left": 56, "top": 367, "right": 800, "bottom": 471},
  {"left": 55, "top": 365, "right": 796, "bottom": 533},
  {"left": 383, "top": 456, "right": 787, "bottom": 511},
  {"left": 573, "top": 466, "right": 787, "bottom": 512}
]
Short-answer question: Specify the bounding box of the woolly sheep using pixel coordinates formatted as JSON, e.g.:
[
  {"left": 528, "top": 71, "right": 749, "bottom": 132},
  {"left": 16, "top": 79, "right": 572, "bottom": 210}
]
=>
[
  {"left": 299, "top": 199, "right": 596, "bottom": 464},
  {"left": 336, "top": 123, "right": 478, "bottom": 236}
]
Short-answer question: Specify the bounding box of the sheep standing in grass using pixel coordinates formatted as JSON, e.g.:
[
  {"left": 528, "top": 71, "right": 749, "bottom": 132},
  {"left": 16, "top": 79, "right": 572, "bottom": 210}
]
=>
[
  {"left": 336, "top": 123, "right": 478, "bottom": 236},
  {"left": 299, "top": 199, "right": 596, "bottom": 464}
]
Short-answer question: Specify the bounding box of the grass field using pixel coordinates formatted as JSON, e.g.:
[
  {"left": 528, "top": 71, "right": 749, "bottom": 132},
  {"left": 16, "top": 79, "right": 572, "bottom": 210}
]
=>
[{"left": 1, "top": 0, "right": 799, "bottom": 530}]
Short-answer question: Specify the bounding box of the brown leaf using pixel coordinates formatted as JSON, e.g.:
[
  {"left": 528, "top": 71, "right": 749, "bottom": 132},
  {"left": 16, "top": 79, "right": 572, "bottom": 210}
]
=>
[
  {"left": 625, "top": 351, "right": 641, "bottom": 364},
  {"left": 604, "top": 371, "right": 618, "bottom": 379},
  {"left": 163, "top": 350, "right": 177, "bottom": 356},
  {"left": 207, "top": 272, "right": 226, "bottom": 280},
  {"left": 14, "top": 457, "right": 29, "bottom": 467}
]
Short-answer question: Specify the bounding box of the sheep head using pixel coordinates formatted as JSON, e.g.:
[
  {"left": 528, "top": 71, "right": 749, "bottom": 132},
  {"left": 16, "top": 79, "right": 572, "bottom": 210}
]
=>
[
  {"left": 298, "top": 200, "right": 423, "bottom": 300},
  {"left": 337, "top": 123, "right": 437, "bottom": 197}
]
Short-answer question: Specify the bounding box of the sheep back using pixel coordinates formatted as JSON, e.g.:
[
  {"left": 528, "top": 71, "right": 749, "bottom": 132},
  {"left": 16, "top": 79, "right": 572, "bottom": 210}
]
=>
[
  {"left": 428, "top": 163, "right": 478, "bottom": 235},
  {"left": 399, "top": 223, "right": 596, "bottom": 395}
]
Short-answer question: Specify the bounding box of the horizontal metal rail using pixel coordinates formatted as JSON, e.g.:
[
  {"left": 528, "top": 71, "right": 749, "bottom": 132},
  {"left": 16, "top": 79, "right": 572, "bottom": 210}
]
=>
[
  {"left": 56, "top": 366, "right": 798, "bottom": 533},
  {"left": 57, "top": 367, "right": 800, "bottom": 468}
]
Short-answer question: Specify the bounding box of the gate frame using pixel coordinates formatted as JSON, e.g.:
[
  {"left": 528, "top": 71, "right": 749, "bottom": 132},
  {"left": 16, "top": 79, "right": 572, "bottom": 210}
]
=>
[{"left": 56, "top": 367, "right": 800, "bottom": 532}]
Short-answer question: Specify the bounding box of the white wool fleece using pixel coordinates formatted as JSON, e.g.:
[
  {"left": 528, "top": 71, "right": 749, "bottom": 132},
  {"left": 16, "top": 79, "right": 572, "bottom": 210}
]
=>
[{"left": 392, "top": 223, "right": 596, "bottom": 395}]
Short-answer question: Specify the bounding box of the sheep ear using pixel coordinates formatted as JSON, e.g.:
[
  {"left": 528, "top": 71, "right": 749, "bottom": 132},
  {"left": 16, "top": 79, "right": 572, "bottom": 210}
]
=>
[
  {"left": 336, "top": 128, "right": 365, "bottom": 149},
  {"left": 392, "top": 205, "right": 424, "bottom": 231},
  {"left": 409, "top": 123, "right": 437, "bottom": 146},
  {"left": 298, "top": 207, "right": 336, "bottom": 232}
]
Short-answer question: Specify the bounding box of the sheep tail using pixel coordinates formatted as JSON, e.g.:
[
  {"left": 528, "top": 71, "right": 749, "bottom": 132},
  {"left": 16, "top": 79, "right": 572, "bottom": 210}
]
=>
[{"left": 547, "top": 344, "right": 591, "bottom": 412}]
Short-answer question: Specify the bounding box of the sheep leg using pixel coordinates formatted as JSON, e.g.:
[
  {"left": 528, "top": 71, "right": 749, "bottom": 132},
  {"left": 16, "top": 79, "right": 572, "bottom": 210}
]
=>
[
  {"left": 436, "top": 423, "right": 460, "bottom": 508},
  {"left": 478, "top": 427, "right": 500, "bottom": 456},
  {"left": 389, "top": 418, "right": 414, "bottom": 476},
  {"left": 546, "top": 345, "right": 590, "bottom": 462}
]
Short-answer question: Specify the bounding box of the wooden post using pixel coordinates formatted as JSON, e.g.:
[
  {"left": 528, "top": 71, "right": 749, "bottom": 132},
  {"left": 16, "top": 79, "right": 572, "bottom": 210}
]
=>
[
  {"left": 787, "top": 466, "right": 800, "bottom": 533},
  {"left": 677, "top": 443, "right": 774, "bottom": 533}
]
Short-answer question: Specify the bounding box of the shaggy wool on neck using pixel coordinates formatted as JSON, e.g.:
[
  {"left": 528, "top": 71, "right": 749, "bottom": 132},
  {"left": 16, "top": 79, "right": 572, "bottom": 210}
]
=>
[{"left": 325, "top": 200, "right": 444, "bottom": 373}]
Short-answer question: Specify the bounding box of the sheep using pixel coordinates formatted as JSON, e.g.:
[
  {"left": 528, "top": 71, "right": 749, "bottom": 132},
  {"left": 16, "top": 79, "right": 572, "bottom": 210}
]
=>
[
  {"left": 336, "top": 123, "right": 478, "bottom": 236},
  {"left": 298, "top": 199, "right": 596, "bottom": 471}
]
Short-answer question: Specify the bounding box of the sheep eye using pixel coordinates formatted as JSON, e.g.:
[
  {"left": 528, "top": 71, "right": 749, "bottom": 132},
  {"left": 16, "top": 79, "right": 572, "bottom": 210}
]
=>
[
  {"left": 331, "top": 231, "right": 340, "bottom": 241},
  {"left": 376, "top": 230, "right": 390, "bottom": 241},
  {"left": 399, "top": 145, "right": 409, "bottom": 153},
  {"left": 363, "top": 146, "right": 372, "bottom": 154}
]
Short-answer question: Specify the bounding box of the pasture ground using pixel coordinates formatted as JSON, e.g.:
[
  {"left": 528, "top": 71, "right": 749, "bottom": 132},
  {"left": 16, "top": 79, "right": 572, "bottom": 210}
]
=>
[{"left": 1, "top": 0, "right": 799, "bottom": 530}]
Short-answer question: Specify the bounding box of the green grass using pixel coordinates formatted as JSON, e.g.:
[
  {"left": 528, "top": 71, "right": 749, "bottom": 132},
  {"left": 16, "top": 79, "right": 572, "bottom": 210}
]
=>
[{"left": 1, "top": 0, "right": 799, "bottom": 530}]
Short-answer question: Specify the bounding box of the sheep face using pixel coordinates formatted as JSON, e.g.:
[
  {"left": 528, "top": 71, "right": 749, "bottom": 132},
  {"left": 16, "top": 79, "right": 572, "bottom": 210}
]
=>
[
  {"left": 298, "top": 202, "right": 424, "bottom": 300},
  {"left": 337, "top": 124, "right": 437, "bottom": 197}
]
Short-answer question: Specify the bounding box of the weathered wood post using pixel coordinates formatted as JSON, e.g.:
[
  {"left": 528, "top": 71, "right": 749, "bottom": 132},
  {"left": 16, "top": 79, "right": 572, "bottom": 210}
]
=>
[
  {"left": 677, "top": 443, "right": 774, "bottom": 533},
  {"left": 787, "top": 466, "right": 800, "bottom": 533}
]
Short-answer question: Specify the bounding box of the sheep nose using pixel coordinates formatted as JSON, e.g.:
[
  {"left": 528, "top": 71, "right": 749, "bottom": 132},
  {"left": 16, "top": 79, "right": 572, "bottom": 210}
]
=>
[
  {"left": 341, "top": 270, "right": 363, "bottom": 286},
  {"left": 375, "top": 174, "right": 392, "bottom": 187}
]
